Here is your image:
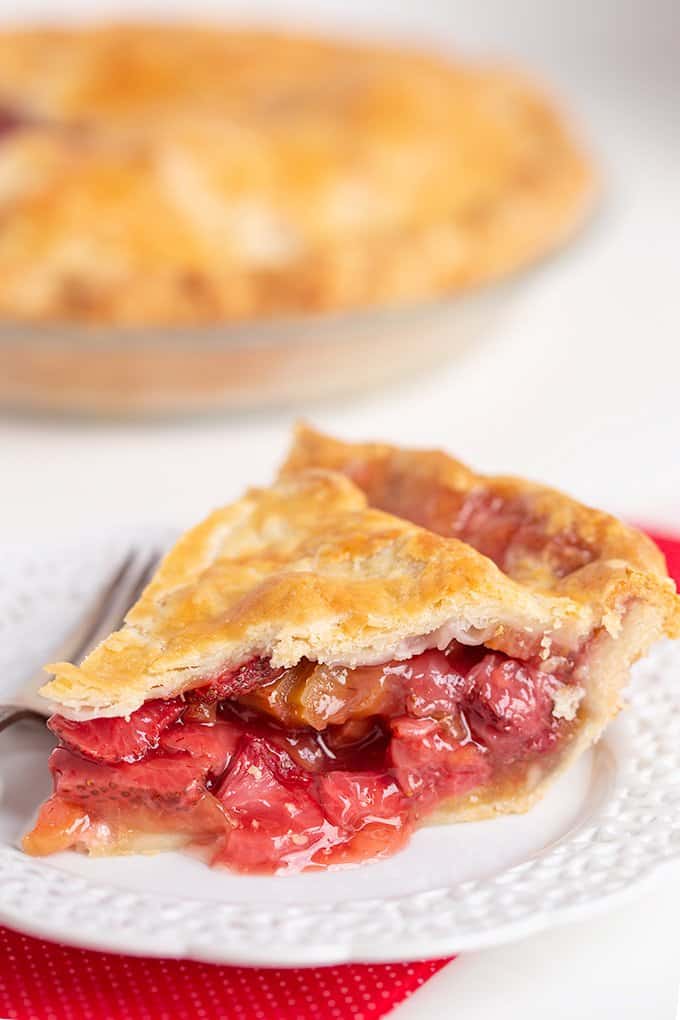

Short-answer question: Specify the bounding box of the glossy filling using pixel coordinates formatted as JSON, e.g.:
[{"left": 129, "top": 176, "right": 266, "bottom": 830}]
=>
[{"left": 24, "top": 642, "right": 583, "bottom": 873}]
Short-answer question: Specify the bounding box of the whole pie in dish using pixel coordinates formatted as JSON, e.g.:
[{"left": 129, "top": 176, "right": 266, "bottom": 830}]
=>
[
  {"left": 0, "top": 24, "right": 594, "bottom": 325},
  {"left": 24, "top": 455, "right": 679, "bottom": 874}
]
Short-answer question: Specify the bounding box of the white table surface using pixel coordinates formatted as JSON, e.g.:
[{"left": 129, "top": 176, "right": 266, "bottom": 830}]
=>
[{"left": 1, "top": 0, "right": 679, "bottom": 1016}]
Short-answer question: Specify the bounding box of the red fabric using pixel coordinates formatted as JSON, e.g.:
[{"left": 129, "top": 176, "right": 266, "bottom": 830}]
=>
[
  {"left": 0, "top": 928, "right": 451, "bottom": 1020},
  {"left": 1, "top": 529, "right": 677, "bottom": 1020},
  {"left": 645, "top": 531, "right": 680, "bottom": 584}
]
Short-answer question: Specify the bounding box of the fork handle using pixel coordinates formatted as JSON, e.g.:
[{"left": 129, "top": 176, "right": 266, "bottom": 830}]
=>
[{"left": 0, "top": 706, "right": 45, "bottom": 735}]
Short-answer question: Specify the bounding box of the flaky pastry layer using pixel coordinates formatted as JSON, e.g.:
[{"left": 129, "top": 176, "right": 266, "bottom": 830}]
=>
[{"left": 44, "top": 470, "right": 605, "bottom": 719}]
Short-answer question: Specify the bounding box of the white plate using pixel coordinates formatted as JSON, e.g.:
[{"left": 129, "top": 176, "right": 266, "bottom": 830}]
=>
[{"left": 0, "top": 532, "right": 678, "bottom": 965}]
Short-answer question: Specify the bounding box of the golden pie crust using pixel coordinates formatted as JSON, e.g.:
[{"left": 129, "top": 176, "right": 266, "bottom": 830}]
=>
[
  {"left": 281, "top": 424, "right": 672, "bottom": 590},
  {"left": 0, "top": 24, "right": 594, "bottom": 325},
  {"left": 42, "top": 469, "right": 601, "bottom": 719}
]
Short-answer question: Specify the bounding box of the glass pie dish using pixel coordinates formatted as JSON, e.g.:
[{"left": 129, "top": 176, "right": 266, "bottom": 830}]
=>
[
  {"left": 0, "top": 282, "right": 519, "bottom": 417},
  {"left": 0, "top": 24, "right": 595, "bottom": 417}
]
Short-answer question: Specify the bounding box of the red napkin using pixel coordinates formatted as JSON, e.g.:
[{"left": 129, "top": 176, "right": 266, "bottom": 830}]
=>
[
  {"left": 1, "top": 529, "right": 677, "bottom": 1020},
  {"left": 0, "top": 927, "right": 451, "bottom": 1019}
]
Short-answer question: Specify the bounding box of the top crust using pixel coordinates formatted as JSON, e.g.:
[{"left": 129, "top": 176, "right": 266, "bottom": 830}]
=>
[
  {"left": 43, "top": 470, "right": 605, "bottom": 719},
  {"left": 0, "top": 24, "right": 593, "bottom": 325},
  {"left": 281, "top": 423, "right": 680, "bottom": 622}
]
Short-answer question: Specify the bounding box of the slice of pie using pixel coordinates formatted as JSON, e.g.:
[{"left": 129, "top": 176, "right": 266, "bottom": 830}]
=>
[{"left": 24, "top": 465, "right": 679, "bottom": 874}]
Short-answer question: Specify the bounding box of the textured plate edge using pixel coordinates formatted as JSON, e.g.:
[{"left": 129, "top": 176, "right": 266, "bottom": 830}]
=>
[{"left": 0, "top": 859, "right": 677, "bottom": 966}]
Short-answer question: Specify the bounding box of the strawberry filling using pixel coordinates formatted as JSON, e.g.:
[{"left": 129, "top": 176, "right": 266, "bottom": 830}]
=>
[
  {"left": 48, "top": 698, "right": 184, "bottom": 763},
  {"left": 188, "top": 658, "right": 286, "bottom": 703},
  {"left": 388, "top": 716, "right": 492, "bottom": 809},
  {"left": 159, "top": 720, "right": 241, "bottom": 775},
  {"left": 460, "top": 653, "right": 560, "bottom": 760},
  {"left": 214, "top": 738, "right": 336, "bottom": 873},
  {"left": 26, "top": 643, "right": 580, "bottom": 873}
]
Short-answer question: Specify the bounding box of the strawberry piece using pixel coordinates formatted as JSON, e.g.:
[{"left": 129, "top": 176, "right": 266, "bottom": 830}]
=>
[
  {"left": 32, "top": 749, "right": 229, "bottom": 850},
  {"left": 389, "top": 714, "right": 491, "bottom": 805},
  {"left": 49, "top": 746, "right": 209, "bottom": 809},
  {"left": 461, "top": 653, "right": 557, "bottom": 761},
  {"left": 160, "top": 721, "right": 242, "bottom": 778},
  {"left": 398, "top": 649, "right": 467, "bottom": 718},
  {"left": 316, "top": 771, "right": 406, "bottom": 831},
  {"left": 214, "top": 736, "right": 331, "bottom": 873},
  {"left": 191, "top": 657, "right": 285, "bottom": 704},
  {"left": 215, "top": 736, "right": 321, "bottom": 826},
  {"left": 48, "top": 698, "right": 184, "bottom": 764}
]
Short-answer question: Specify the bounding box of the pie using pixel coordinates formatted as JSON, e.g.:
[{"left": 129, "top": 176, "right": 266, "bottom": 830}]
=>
[
  {"left": 0, "top": 24, "right": 593, "bottom": 325},
  {"left": 24, "top": 449, "right": 679, "bottom": 873}
]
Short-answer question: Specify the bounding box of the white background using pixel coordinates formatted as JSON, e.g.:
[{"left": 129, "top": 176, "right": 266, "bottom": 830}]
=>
[{"left": 1, "top": 1, "right": 679, "bottom": 1016}]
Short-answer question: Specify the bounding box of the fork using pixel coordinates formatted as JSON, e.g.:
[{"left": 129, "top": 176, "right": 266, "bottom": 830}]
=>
[{"left": 0, "top": 548, "right": 162, "bottom": 734}]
